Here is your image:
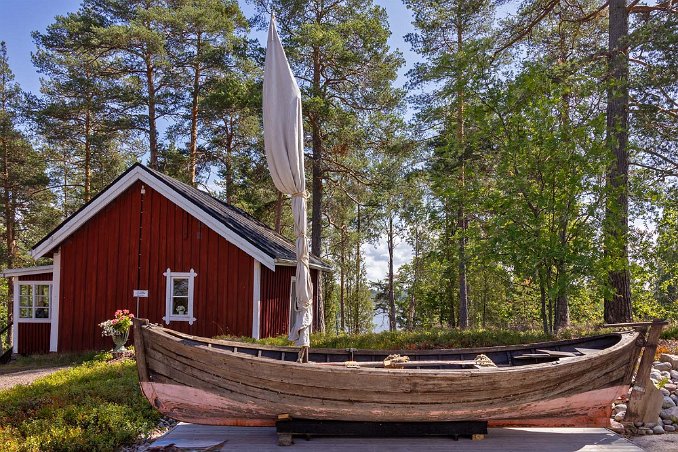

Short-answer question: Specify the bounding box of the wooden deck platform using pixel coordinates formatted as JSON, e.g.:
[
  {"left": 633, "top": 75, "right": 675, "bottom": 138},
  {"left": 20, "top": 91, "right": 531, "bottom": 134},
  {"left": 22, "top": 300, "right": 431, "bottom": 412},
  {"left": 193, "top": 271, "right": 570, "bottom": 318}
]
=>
[{"left": 149, "top": 423, "right": 643, "bottom": 451}]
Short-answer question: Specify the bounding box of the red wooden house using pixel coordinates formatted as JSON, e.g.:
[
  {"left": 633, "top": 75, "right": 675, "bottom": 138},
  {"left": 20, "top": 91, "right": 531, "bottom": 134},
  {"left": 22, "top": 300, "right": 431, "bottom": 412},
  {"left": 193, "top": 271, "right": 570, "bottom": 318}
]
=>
[{"left": 2, "top": 163, "right": 330, "bottom": 355}]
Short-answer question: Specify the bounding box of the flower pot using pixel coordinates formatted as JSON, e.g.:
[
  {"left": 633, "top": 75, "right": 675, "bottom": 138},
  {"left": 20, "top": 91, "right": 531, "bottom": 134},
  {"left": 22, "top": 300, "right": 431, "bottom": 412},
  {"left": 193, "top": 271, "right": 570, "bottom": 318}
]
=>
[{"left": 111, "top": 330, "right": 130, "bottom": 353}]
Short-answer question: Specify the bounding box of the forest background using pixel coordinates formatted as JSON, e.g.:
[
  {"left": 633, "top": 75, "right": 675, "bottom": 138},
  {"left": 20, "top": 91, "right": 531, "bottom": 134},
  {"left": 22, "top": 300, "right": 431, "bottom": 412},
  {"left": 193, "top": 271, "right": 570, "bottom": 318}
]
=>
[{"left": 1, "top": 0, "right": 676, "bottom": 339}]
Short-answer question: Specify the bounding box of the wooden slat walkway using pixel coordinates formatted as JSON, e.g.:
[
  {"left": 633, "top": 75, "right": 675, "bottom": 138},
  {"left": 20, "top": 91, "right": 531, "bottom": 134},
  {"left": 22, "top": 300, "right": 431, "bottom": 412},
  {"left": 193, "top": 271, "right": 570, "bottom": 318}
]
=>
[{"left": 149, "top": 423, "right": 643, "bottom": 451}]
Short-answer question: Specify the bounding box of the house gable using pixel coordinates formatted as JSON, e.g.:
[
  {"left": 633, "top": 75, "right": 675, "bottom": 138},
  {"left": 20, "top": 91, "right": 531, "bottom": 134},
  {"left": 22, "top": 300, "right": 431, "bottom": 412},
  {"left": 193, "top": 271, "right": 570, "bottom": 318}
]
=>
[{"left": 31, "top": 164, "right": 277, "bottom": 270}]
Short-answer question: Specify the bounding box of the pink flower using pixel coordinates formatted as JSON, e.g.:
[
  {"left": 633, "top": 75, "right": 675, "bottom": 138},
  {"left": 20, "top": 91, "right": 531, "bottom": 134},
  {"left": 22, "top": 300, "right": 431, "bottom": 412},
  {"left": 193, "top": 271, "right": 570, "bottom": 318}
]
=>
[
  {"left": 129, "top": 313, "right": 135, "bottom": 318},
  {"left": 111, "top": 319, "right": 118, "bottom": 324},
  {"left": 115, "top": 310, "right": 122, "bottom": 316},
  {"left": 123, "top": 309, "right": 130, "bottom": 315}
]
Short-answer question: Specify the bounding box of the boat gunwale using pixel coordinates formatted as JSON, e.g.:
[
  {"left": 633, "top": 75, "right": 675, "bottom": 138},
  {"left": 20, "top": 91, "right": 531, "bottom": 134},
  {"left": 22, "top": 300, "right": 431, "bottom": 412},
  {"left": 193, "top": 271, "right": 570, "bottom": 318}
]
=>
[
  {"left": 140, "top": 323, "right": 639, "bottom": 376},
  {"left": 149, "top": 323, "right": 634, "bottom": 356}
]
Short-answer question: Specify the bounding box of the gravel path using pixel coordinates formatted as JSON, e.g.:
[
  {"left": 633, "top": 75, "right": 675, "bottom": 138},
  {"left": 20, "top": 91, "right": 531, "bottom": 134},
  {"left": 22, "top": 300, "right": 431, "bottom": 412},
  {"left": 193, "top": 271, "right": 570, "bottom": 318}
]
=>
[
  {"left": 0, "top": 366, "right": 70, "bottom": 390},
  {"left": 629, "top": 434, "right": 678, "bottom": 451}
]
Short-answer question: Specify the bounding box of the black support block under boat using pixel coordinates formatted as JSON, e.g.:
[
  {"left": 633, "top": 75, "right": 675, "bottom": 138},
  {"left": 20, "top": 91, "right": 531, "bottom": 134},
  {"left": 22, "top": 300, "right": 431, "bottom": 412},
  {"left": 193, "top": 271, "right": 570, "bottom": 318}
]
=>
[{"left": 275, "top": 418, "right": 488, "bottom": 444}]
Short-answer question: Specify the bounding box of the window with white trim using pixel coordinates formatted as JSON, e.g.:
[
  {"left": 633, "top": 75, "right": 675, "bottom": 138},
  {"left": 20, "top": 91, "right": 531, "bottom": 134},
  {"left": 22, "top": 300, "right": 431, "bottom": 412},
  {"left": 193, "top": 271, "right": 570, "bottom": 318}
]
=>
[
  {"left": 289, "top": 277, "right": 298, "bottom": 334},
  {"left": 18, "top": 283, "right": 51, "bottom": 320},
  {"left": 163, "top": 268, "right": 197, "bottom": 325}
]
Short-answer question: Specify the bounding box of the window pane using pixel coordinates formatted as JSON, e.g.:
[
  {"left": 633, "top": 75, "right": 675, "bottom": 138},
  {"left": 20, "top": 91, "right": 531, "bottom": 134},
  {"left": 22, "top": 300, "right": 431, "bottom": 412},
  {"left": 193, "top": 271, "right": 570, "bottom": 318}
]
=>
[
  {"left": 35, "top": 308, "right": 49, "bottom": 319},
  {"left": 173, "top": 278, "right": 189, "bottom": 297},
  {"left": 173, "top": 297, "right": 188, "bottom": 315},
  {"left": 19, "top": 285, "right": 32, "bottom": 297},
  {"left": 35, "top": 284, "right": 49, "bottom": 308},
  {"left": 20, "top": 308, "right": 32, "bottom": 318},
  {"left": 36, "top": 285, "right": 50, "bottom": 298},
  {"left": 19, "top": 285, "right": 32, "bottom": 307},
  {"left": 35, "top": 297, "right": 49, "bottom": 308},
  {"left": 19, "top": 295, "right": 32, "bottom": 307}
]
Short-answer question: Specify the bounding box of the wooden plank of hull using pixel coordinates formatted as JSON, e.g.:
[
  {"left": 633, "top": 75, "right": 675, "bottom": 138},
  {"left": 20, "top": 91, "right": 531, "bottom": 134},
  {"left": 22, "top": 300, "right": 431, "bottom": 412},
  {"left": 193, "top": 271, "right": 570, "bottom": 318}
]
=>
[
  {"left": 144, "top": 334, "right": 631, "bottom": 409},
  {"left": 142, "top": 381, "right": 625, "bottom": 426},
  {"left": 135, "top": 324, "right": 639, "bottom": 424},
  {"left": 143, "top": 326, "right": 636, "bottom": 395}
]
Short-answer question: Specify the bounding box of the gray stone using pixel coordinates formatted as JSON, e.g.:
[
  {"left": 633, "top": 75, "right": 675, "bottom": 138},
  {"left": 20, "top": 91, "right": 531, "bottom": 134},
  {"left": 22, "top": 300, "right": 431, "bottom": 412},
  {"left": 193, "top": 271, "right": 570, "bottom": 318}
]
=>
[
  {"left": 634, "top": 421, "right": 644, "bottom": 427},
  {"left": 665, "top": 383, "right": 677, "bottom": 391},
  {"left": 665, "top": 425, "right": 676, "bottom": 432},
  {"left": 660, "top": 354, "right": 678, "bottom": 368},
  {"left": 614, "top": 403, "right": 627, "bottom": 413},
  {"left": 661, "top": 387, "right": 671, "bottom": 396},
  {"left": 651, "top": 370, "right": 662, "bottom": 379},
  {"left": 663, "top": 419, "right": 673, "bottom": 425},
  {"left": 664, "top": 396, "right": 677, "bottom": 409},
  {"left": 661, "top": 371, "right": 672, "bottom": 380},
  {"left": 670, "top": 370, "right": 678, "bottom": 381},
  {"left": 614, "top": 411, "right": 626, "bottom": 422},
  {"left": 653, "top": 425, "right": 665, "bottom": 434},
  {"left": 609, "top": 419, "right": 625, "bottom": 434},
  {"left": 641, "top": 428, "right": 654, "bottom": 435},
  {"left": 660, "top": 406, "right": 678, "bottom": 420},
  {"left": 671, "top": 394, "right": 678, "bottom": 404},
  {"left": 645, "top": 422, "right": 657, "bottom": 428},
  {"left": 655, "top": 361, "right": 673, "bottom": 372}
]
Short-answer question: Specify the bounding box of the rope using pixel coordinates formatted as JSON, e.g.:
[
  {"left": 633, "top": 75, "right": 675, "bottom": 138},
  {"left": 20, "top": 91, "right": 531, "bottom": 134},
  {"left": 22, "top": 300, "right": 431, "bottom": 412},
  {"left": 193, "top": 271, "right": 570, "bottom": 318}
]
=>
[
  {"left": 474, "top": 354, "right": 497, "bottom": 367},
  {"left": 383, "top": 354, "right": 410, "bottom": 369},
  {"left": 290, "top": 190, "right": 308, "bottom": 198}
]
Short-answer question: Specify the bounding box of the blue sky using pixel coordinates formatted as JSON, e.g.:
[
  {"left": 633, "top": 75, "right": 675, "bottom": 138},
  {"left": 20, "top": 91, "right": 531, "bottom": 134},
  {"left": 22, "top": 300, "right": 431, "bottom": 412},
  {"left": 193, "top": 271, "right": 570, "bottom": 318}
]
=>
[
  {"left": 0, "top": 0, "right": 417, "bottom": 94},
  {"left": 0, "top": 0, "right": 419, "bottom": 287}
]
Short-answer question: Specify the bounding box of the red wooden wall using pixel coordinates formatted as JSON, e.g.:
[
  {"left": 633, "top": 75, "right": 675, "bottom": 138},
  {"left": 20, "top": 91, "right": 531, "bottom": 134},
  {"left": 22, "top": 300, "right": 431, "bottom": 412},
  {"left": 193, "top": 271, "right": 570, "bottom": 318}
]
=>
[
  {"left": 259, "top": 267, "right": 319, "bottom": 338},
  {"left": 18, "top": 323, "right": 50, "bottom": 354},
  {"left": 57, "top": 181, "right": 255, "bottom": 352},
  {"left": 18, "top": 273, "right": 52, "bottom": 281}
]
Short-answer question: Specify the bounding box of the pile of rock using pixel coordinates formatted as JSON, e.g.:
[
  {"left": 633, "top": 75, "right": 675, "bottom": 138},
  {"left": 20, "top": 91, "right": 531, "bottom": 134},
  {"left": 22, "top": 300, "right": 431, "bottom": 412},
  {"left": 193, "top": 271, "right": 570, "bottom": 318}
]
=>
[{"left": 611, "top": 353, "right": 678, "bottom": 435}]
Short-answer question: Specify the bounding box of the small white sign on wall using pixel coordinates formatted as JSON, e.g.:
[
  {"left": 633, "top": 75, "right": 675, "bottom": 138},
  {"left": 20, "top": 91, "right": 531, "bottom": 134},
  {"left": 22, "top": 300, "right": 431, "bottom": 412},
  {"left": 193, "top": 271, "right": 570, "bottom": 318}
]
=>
[{"left": 133, "top": 290, "right": 149, "bottom": 297}]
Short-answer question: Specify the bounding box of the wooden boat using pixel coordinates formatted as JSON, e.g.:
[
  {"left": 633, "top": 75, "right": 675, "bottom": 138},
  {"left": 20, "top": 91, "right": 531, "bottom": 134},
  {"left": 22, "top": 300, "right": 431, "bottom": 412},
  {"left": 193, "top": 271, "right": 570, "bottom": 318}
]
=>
[{"left": 132, "top": 319, "right": 660, "bottom": 428}]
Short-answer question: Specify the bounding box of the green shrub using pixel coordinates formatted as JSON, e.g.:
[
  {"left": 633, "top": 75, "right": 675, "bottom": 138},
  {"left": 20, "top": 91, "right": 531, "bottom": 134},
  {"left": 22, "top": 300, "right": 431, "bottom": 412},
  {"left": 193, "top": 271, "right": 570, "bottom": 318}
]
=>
[
  {"left": 217, "top": 325, "right": 610, "bottom": 350},
  {"left": 661, "top": 325, "right": 678, "bottom": 340},
  {"left": 0, "top": 355, "right": 161, "bottom": 451}
]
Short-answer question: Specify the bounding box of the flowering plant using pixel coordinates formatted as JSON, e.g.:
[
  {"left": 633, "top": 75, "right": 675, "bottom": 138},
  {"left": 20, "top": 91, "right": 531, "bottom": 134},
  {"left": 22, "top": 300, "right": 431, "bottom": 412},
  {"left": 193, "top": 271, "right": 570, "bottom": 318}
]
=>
[{"left": 99, "top": 309, "right": 135, "bottom": 337}]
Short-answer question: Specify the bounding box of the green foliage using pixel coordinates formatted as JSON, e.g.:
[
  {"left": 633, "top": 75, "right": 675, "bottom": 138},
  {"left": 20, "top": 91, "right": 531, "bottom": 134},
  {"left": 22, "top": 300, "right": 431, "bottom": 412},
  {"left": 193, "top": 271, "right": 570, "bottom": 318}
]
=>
[
  {"left": 221, "top": 324, "right": 609, "bottom": 350},
  {"left": 0, "top": 356, "right": 161, "bottom": 452}
]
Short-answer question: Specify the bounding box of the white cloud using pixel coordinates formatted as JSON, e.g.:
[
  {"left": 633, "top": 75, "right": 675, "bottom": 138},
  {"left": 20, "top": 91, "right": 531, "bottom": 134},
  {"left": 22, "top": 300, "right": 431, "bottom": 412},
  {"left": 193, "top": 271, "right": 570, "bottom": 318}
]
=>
[{"left": 363, "top": 236, "right": 413, "bottom": 283}]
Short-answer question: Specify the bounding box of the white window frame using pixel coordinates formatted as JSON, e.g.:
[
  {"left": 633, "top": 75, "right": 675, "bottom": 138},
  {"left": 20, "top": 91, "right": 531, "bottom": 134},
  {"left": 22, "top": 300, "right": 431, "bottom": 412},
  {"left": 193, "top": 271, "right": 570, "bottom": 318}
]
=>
[
  {"left": 15, "top": 281, "right": 52, "bottom": 323},
  {"left": 163, "top": 268, "right": 197, "bottom": 325}
]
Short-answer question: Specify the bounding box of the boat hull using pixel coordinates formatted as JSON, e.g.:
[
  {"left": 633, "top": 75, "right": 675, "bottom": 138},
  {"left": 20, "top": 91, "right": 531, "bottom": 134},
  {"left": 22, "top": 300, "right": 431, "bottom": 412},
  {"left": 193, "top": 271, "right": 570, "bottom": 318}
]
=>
[{"left": 133, "top": 321, "right": 640, "bottom": 426}]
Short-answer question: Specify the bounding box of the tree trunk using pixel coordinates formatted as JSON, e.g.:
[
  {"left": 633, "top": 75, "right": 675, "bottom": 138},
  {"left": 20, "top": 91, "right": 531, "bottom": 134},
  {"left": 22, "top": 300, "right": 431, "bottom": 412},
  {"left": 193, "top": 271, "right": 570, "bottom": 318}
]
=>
[
  {"left": 456, "top": 17, "right": 469, "bottom": 330},
  {"left": 189, "top": 32, "right": 202, "bottom": 186},
  {"left": 1, "top": 127, "right": 16, "bottom": 347},
  {"left": 539, "top": 268, "right": 549, "bottom": 335},
  {"left": 274, "top": 192, "right": 283, "bottom": 233},
  {"left": 340, "top": 227, "right": 345, "bottom": 332},
  {"left": 310, "top": 43, "right": 324, "bottom": 331},
  {"left": 145, "top": 53, "right": 158, "bottom": 169},
  {"left": 603, "top": 0, "right": 633, "bottom": 324},
  {"left": 224, "top": 120, "right": 234, "bottom": 204},
  {"left": 355, "top": 204, "right": 361, "bottom": 331},
  {"left": 84, "top": 105, "right": 91, "bottom": 202},
  {"left": 445, "top": 208, "right": 456, "bottom": 327},
  {"left": 387, "top": 213, "right": 396, "bottom": 331},
  {"left": 407, "top": 226, "right": 419, "bottom": 330}
]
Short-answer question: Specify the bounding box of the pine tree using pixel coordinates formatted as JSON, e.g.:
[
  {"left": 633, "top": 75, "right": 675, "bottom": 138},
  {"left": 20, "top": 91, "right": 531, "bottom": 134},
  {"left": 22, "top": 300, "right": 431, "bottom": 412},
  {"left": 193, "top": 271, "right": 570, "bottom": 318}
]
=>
[{"left": 0, "top": 42, "right": 55, "bottom": 346}]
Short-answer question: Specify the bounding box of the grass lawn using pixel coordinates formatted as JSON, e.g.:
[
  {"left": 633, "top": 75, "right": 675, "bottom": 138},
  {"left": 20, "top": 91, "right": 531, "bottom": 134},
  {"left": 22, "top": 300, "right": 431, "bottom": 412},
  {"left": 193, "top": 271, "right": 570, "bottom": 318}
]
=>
[
  {"left": 219, "top": 323, "right": 678, "bottom": 351},
  {"left": 0, "top": 353, "right": 161, "bottom": 451}
]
